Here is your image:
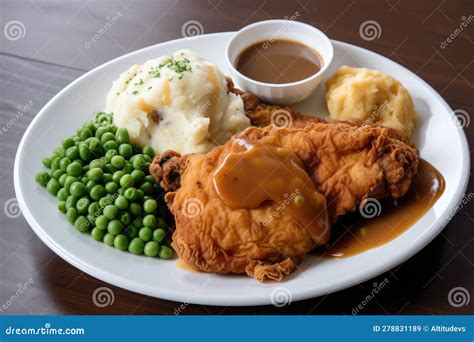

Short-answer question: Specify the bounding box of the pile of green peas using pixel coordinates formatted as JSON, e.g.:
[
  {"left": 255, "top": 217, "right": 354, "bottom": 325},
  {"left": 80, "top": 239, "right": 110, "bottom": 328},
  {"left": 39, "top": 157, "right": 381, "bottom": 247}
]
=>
[{"left": 35, "top": 112, "right": 173, "bottom": 259}]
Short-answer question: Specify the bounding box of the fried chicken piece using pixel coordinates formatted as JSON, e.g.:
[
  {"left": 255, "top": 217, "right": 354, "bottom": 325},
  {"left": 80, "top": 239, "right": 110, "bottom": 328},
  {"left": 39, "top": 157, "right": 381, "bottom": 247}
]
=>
[{"left": 150, "top": 122, "right": 419, "bottom": 281}]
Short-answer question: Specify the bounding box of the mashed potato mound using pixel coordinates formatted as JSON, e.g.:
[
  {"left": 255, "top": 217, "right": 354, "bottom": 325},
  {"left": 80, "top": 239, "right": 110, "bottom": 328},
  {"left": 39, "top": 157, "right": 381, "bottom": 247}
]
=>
[
  {"left": 325, "top": 66, "right": 416, "bottom": 136},
  {"left": 105, "top": 50, "right": 250, "bottom": 154}
]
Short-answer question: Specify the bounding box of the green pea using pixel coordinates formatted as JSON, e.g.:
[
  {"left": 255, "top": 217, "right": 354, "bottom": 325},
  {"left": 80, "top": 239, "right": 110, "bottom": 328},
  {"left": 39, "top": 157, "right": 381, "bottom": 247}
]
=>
[
  {"left": 88, "top": 168, "right": 103, "bottom": 182},
  {"left": 112, "top": 171, "right": 125, "bottom": 183},
  {"left": 133, "top": 217, "right": 143, "bottom": 228},
  {"left": 122, "top": 162, "right": 134, "bottom": 174},
  {"left": 61, "top": 137, "right": 75, "bottom": 149},
  {"left": 51, "top": 169, "right": 64, "bottom": 180},
  {"left": 91, "top": 227, "right": 105, "bottom": 241},
  {"left": 95, "top": 215, "right": 109, "bottom": 230},
  {"left": 99, "top": 197, "right": 109, "bottom": 208},
  {"left": 111, "top": 155, "right": 125, "bottom": 169},
  {"left": 66, "top": 207, "right": 78, "bottom": 224},
  {"left": 103, "top": 205, "right": 118, "bottom": 219},
  {"left": 143, "top": 155, "right": 152, "bottom": 163},
  {"left": 58, "top": 173, "right": 68, "bottom": 186},
  {"left": 143, "top": 146, "right": 155, "bottom": 158},
  {"left": 88, "top": 201, "right": 101, "bottom": 216},
  {"left": 89, "top": 159, "right": 104, "bottom": 169},
  {"left": 103, "top": 173, "right": 113, "bottom": 183},
  {"left": 126, "top": 226, "right": 138, "bottom": 238},
  {"left": 85, "top": 180, "right": 97, "bottom": 192},
  {"left": 118, "top": 144, "right": 133, "bottom": 159},
  {"left": 70, "top": 182, "right": 87, "bottom": 197},
  {"left": 56, "top": 188, "right": 69, "bottom": 201},
  {"left": 79, "top": 144, "right": 92, "bottom": 161},
  {"left": 50, "top": 157, "right": 61, "bottom": 170},
  {"left": 144, "top": 175, "right": 155, "bottom": 183},
  {"left": 57, "top": 201, "right": 67, "bottom": 213},
  {"left": 74, "top": 216, "right": 90, "bottom": 232},
  {"left": 123, "top": 187, "right": 138, "bottom": 201},
  {"left": 66, "top": 162, "right": 82, "bottom": 177},
  {"left": 159, "top": 246, "right": 173, "bottom": 259},
  {"left": 139, "top": 182, "right": 153, "bottom": 195},
  {"left": 118, "top": 212, "right": 132, "bottom": 226},
  {"left": 65, "top": 146, "right": 80, "bottom": 160},
  {"left": 76, "top": 197, "right": 90, "bottom": 214},
  {"left": 46, "top": 178, "right": 61, "bottom": 196},
  {"left": 35, "top": 172, "right": 51, "bottom": 186},
  {"left": 129, "top": 202, "right": 142, "bottom": 216},
  {"left": 143, "top": 199, "right": 158, "bottom": 213},
  {"left": 132, "top": 156, "right": 146, "bottom": 170},
  {"left": 103, "top": 140, "right": 118, "bottom": 151},
  {"left": 95, "top": 126, "right": 108, "bottom": 139},
  {"left": 136, "top": 189, "right": 144, "bottom": 201},
  {"left": 65, "top": 195, "right": 78, "bottom": 209},
  {"left": 114, "top": 234, "right": 129, "bottom": 251},
  {"left": 129, "top": 170, "right": 144, "bottom": 184},
  {"left": 107, "top": 219, "right": 123, "bottom": 235},
  {"left": 139, "top": 227, "right": 153, "bottom": 242},
  {"left": 101, "top": 132, "right": 115, "bottom": 144},
  {"left": 104, "top": 149, "right": 118, "bottom": 162},
  {"left": 90, "top": 184, "right": 106, "bottom": 201},
  {"left": 105, "top": 182, "right": 119, "bottom": 194},
  {"left": 103, "top": 233, "right": 115, "bottom": 246},
  {"left": 59, "top": 157, "right": 71, "bottom": 171},
  {"left": 64, "top": 176, "right": 78, "bottom": 192},
  {"left": 115, "top": 128, "right": 129, "bottom": 144},
  {"left": 128, "top": 237, "right": 145, "bottom": 255},
  {"left": 143, "top": 214, "right": 157, "bottom": 229},
  {"left": 104, "top": 164, "right": 118, "bottom": 174},
  {"left": 153, "top": 228, "right": 166, "bottom": 243},
  {"left": 115, "top": 195, "right": 128, "bottom": 210},
  {"left": 120, "top": 174, "right": 134, "bottom": 188},
  {"left": 144, "top": 241, "right": 159, "bottom": 257},
  {"left": 42, "top": 157, "right": 52, "bottom": 168},
  {"left": 80, "top": 128, "right": 93, "bottom": 140}
]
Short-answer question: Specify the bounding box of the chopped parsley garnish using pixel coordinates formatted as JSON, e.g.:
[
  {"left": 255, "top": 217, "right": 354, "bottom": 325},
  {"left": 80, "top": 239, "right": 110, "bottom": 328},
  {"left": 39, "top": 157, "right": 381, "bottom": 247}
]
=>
[
  {"left": 132, "top": 90, "right": 138, "bottom": 95},
  {"left": 148, "top": 57, "right": 192, "bottom": 80}
]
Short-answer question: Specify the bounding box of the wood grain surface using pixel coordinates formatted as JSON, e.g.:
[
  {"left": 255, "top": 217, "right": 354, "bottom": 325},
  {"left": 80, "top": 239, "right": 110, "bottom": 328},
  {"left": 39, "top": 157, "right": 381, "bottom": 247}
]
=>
[{"left": 0, "top": 0, "right": 473, "bottom": 315}]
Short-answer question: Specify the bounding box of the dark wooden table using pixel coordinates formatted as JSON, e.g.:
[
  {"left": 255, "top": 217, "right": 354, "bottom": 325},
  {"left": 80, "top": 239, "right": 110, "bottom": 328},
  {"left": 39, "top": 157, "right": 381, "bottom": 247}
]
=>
[{"left": 1, "top": 0, "right": 473, "bottom": 315}]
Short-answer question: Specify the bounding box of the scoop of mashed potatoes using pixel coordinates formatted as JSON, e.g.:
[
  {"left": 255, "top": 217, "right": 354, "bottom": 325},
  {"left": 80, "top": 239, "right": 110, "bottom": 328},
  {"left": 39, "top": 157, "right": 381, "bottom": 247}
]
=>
[
  {"left": 105, "top": 50, "right": 250, "bottom": 154},
  {"left": 325, "top": 66, "right": 416, "bottom": 136}
]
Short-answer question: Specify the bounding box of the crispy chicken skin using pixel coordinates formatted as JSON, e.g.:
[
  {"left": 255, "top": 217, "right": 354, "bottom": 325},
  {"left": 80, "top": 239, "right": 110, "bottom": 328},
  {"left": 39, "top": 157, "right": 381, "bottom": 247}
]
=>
[{"left": 150, "top": 121, "right": 419, "bottom": 281}]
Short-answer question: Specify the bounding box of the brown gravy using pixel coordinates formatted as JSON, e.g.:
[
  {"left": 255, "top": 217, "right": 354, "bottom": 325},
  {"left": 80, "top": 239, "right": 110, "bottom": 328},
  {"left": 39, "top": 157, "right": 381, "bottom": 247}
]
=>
[
  {"left": 236, "top": 39, "right": 322, "bottom": 84},
  {"left": 212, "top": 141, "right": 330, "bottom": 244},
  {"left": 315, "top": 159, "right": 445, "bottom": 258}
]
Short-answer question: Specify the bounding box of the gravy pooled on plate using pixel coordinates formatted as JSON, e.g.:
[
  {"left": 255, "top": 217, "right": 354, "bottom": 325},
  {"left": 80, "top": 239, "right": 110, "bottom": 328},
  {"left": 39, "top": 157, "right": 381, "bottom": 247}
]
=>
[
  {"left": 212, "top": 140, "right": 330, "bottom": 244},
  {"left": 317, "top": 159, "right": 445, "bottom": 258},
  {"left": 236, "top": 39, "right": 322, "bottom": 84}
]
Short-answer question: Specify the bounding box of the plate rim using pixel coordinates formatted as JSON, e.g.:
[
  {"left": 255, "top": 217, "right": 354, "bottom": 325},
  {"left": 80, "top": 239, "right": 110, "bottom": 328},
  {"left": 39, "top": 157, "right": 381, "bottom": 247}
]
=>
[{"left": 14, "top": 32, "right": 471, "bottom": 306}]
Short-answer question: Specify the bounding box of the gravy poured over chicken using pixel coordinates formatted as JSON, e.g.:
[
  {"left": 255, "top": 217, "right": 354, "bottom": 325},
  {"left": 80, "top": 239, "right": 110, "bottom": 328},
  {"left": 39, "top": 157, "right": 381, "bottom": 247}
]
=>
[{"left": 212, "top": 140, "right": 330, "bottom": 244}]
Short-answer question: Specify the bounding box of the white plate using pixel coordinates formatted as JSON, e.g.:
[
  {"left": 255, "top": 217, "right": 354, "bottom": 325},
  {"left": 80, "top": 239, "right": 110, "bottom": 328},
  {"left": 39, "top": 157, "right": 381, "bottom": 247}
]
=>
[{"left": 14, "top": 32, "right": 470, "bottom": 306}]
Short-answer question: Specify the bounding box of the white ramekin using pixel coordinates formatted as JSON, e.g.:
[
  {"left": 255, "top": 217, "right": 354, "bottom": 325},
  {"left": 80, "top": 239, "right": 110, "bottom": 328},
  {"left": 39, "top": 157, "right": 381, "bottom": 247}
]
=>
[{"left": 225, "top": 20, "right": 333, "bottom": 105}]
